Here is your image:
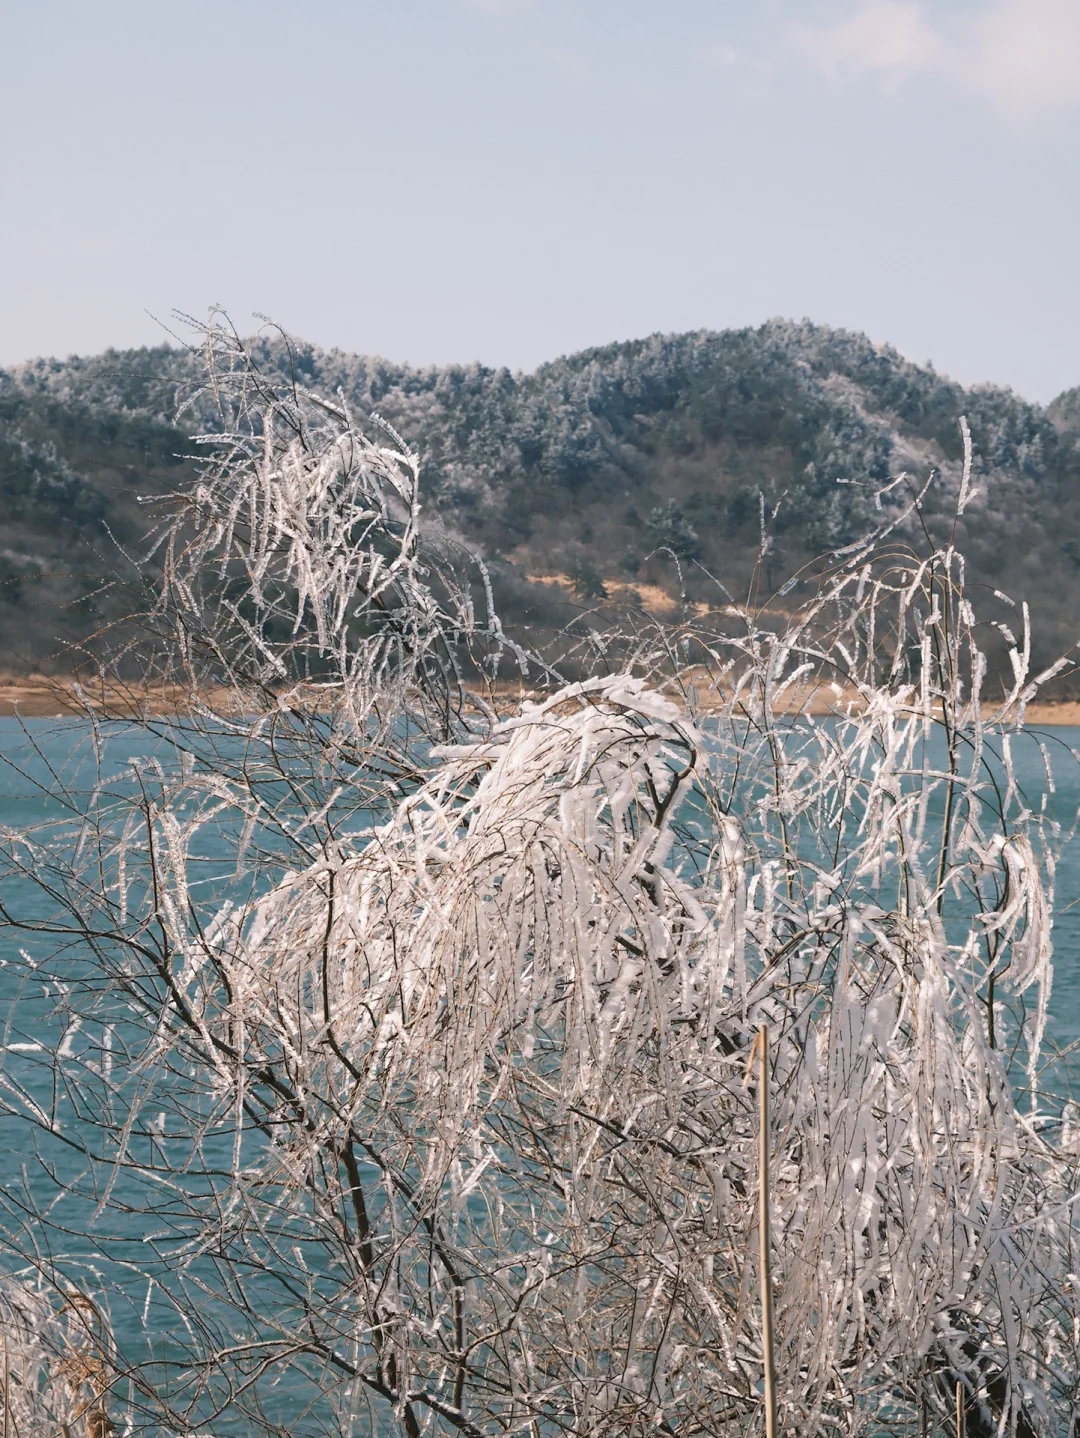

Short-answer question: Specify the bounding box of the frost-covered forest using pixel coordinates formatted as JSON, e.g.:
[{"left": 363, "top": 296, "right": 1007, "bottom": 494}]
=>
[{"left": 2, "top": 317, "right": 1080, "bottom": 683}]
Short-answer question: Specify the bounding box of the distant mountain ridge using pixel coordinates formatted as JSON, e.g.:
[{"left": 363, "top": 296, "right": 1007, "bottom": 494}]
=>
[{"left": 3, "top": 319, "right": 1080, "bottom": 680}]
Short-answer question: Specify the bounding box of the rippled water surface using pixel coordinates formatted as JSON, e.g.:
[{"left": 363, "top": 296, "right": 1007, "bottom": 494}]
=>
[{"left": 1, "top": 714, "right": 1079, "bottom": 1429}]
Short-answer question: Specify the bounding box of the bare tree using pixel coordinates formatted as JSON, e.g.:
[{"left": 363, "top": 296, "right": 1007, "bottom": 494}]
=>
[{"left": 0, "top": 324, "right": 1077, "bottom": 1434}]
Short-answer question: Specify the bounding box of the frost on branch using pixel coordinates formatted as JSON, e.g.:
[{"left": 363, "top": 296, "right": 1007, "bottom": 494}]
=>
[
  {"left": 185, "top": 658, "right": 1077, "bottom": 1434},
  {"left": 0, "top": 1277, "right": 114, "bottom": 1437},
  {"left": 142, "top": 318, "right": 519, "bottom": 743},
  {"left": 2, "top": 345, "right": 1079, "bottom": 1436}
]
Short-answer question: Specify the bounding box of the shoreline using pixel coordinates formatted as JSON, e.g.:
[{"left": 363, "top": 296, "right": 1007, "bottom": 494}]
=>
[{"left": 4, "top": 674, "right": 1080, "bottom": 727}]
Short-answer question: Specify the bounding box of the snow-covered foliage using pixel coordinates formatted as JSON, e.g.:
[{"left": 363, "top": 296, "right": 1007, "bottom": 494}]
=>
[
  {"left": 1, "top": 328, "right": 1078, "bottom": 1435},
  {"left": 0, "top": 1276, "right": 115, "bottom": 1436},
  {"left": 4, "top": 312, "right": 1080, "bottom": 683},
  {"left": 7, "top": 314, "right": 1078, "bottom": 577},
  {"left": 142, "top": 320, "right": 520, "bottom": 737}
]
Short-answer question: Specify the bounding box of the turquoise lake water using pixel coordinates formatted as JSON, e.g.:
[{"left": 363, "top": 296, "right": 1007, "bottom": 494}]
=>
[{"left": 1, "top": 713, "right": 1079, "bottom": 1431}]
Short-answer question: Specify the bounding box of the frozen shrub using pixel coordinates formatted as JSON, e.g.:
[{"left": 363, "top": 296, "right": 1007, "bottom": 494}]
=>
[{"left": 1, "top": 327, "right": 1077, "bottom": 1435}]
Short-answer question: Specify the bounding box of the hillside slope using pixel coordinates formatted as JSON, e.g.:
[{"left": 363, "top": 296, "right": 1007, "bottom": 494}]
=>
[{"left": 3, "top": 319, "right": 1079, "bottom": 680}]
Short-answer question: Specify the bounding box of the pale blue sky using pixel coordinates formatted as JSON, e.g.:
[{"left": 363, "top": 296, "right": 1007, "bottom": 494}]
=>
[{"left": 2, "top": 0, "right": 1078, "bottom": 399}]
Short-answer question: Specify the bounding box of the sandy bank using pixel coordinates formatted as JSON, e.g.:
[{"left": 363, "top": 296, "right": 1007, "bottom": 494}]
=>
[{"left": 4, "top": 673, "right": 1080, "bottom": 728}]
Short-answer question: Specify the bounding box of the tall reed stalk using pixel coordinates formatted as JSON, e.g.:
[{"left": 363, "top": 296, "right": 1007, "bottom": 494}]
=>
[{"left": 754, "top": 1024, "right": 778, "bottom": 1438}]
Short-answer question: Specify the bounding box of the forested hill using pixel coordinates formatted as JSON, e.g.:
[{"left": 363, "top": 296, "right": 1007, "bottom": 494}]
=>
[{"left": 3, "top": 319, "right": 1080, "bottom": 679}]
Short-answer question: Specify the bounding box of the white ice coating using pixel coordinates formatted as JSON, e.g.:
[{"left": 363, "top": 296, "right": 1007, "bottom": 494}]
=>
[
  {"left": 6, "top": 330, "right": 1076, "bottom": 1434},
  {"left": 0, "top": 1277, "right": 113, "bottom": 1435},
  {"left": 166, "top": 661, "right": 1069, "bottom": 1435}
]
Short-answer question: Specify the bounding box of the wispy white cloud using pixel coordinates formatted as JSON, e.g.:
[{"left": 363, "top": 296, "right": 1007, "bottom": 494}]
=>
[
  {"left": 461, "top": 0, "right": 532, "bottom": 15},
  {"left": 545, "top": 46, "right": 589, "bottom": 87},
  {"left": 709, "top": 44, "right": 743, "bottom": 69},
  {"left": 965, "top": 0, "right": 1080, "bottom": 122},
  {"left": 790, "top": 1, "right": 942, "bottom": 92},
  {"left": 788, "top": 0, "right": 1080, "bottom": 124}
]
